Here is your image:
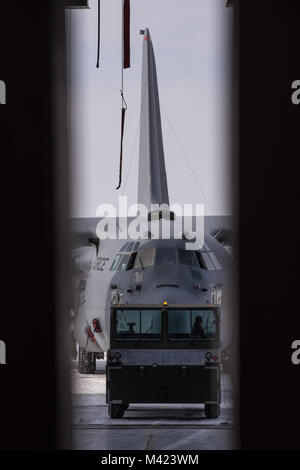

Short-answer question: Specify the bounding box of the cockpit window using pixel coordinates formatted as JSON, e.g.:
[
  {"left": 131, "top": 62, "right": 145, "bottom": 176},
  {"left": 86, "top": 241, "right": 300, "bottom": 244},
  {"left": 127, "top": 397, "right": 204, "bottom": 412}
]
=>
[
  {"left": 126, "top": 252, "right": 137, "bottom": 270},
  {"left": 133, "top": 241, "right": 140, "bottom": 251},
  {"left": 114, "top": 309, "right": 161, "bottom": 340},
  {"left": 110, "top": 242, "right": 142, "bottom": 271},
  {"left": 134, "top": 248, "right": 155, "bottom": 268},
  {"left": 119, "top": 242, "right": 128, "bottom": 252},
  {"left": 178, "top": 249, "right": 198, "bottom": 268},
  {"left": 127, "top": 242, "right": 134, "bottom": 252},
  {"left": 156, "top": 248, "right": 176, "bottom": 265},
  {"left": 110, "top": 253, "right": 122, "bottom": 271},
  {"left": 117, "top": 254, "right": 130, "bottom": 271},
  {"left": 168, "top": 309, "right": 216, "bottom": 341}
]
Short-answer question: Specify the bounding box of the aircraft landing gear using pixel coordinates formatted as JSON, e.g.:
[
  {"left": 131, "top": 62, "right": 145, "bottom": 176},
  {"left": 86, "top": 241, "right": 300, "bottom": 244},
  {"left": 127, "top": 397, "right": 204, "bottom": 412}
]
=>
[
  {"left": 78, "top": 347, "right": 96, "bottom": 374},
  {"left": 205, "top": 403, "right": 220, "bottom": 419},
  {"left": 71, "top": 340, "right": 78, "bottom": 361},
  {"left": 108, "top": 403, "right": 126, "bottom": 419}
]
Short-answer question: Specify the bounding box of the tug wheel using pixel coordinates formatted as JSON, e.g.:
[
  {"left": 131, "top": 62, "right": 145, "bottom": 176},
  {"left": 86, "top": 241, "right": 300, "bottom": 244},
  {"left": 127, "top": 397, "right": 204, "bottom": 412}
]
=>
[
  {"left": 205, "top": 403, "right": 220, "bottom": 419},
  {"left": 108, "top": 403, "right": 125, "bottom": 419}
]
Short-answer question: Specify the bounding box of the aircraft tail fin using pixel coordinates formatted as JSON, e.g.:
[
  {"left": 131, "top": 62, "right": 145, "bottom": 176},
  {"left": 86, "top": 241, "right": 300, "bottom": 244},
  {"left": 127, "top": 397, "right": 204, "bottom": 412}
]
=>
[{"left": 137, "top": 29, "right": 170, "bottom": 212}]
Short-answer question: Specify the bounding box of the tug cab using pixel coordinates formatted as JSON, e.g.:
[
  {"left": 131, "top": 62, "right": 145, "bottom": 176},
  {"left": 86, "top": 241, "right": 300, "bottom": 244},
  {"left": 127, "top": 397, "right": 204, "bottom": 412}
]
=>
[{"left": 106, "top": 304, "right": 221, "bottom": 419}]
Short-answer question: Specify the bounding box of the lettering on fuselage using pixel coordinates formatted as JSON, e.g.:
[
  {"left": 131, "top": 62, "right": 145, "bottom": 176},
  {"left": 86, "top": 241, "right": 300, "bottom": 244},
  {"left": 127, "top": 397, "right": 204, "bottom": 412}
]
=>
[
  {"left": 0, "top": 340, "right": 6, "bottom": 364},
  {"left": 93, "top": 256, "right": 110, "bottom": 271}
]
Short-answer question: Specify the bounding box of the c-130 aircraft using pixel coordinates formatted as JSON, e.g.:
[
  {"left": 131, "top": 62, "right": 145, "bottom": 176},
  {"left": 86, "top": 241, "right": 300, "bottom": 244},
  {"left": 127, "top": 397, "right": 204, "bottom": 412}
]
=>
[{"left": 71, "top": 29, "right": 233, "bottom": 412}]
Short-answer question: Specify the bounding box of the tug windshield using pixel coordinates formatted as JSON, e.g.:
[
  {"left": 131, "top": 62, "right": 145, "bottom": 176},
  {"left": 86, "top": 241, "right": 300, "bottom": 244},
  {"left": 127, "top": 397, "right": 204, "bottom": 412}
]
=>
[
  {"left": 168, "top": 309, "right": 217, "bottom": 341},
  {"left": 115, "top": 309, "right": 161, "bottom": 340}
]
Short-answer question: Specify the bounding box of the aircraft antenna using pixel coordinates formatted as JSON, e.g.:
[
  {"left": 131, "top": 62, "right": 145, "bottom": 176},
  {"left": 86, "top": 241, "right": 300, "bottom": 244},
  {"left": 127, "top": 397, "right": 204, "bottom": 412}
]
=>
[{"left": 160, "top": 102, "right": 215, "bottom": 216}]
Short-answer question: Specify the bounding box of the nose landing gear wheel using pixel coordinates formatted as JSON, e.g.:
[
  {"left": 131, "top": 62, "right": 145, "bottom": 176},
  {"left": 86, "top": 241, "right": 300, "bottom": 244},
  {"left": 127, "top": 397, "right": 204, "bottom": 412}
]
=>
[
  {"left": 108, "top": 403, "right": 126, "bottom": 419},
  {"left": 205, "top": 403, "right": 220, "bottom": 419}
]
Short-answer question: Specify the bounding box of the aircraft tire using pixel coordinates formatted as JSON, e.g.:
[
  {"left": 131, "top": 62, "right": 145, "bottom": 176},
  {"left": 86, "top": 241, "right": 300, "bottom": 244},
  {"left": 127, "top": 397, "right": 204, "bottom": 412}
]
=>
[
  {"left": 87, "top": 353, "right": 96, "bottom": 374},
  {"left": 78, "top": 348, "right": 96, "bottom": 374},
  {"left": 108, "top": 403, "right": 125, "bottom": 419},
  {"left": 72, "top": 342, "right": 78, "bottom": 361},
  {"left": 205, "top": 403, "right": 220, "bottom": 419}
]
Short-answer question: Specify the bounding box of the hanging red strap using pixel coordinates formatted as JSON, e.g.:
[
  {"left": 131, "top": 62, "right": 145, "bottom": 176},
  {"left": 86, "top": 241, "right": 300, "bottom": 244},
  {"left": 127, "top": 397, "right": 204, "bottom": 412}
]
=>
[
  {"left": 96, "top": 0, "right": 101, "bottom": 68},
  {"left": 116, "top": 1, "right": 130, "bottom": 189},
  {"left": 116, "top": 95, "right": 127, "bottom": 190},
  {"left": 123, "top": 0, "right": 130, "bottom": 69}
]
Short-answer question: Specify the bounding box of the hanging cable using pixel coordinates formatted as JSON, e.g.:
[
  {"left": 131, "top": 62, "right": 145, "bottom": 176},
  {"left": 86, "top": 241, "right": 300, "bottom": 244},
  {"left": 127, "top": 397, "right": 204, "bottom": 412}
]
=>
[
  {"left": 116, "top": 91, "right": 127, "bottom": 190},
  {"left": 116, "top": 1, "right": 131, "bottom": 189},
  {"left": 96, "top": 0, "right": 101, "bottom": 68}
]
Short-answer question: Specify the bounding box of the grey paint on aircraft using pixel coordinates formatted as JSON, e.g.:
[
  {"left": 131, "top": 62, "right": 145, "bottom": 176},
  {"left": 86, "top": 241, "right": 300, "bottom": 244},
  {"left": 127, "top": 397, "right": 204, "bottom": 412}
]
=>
[
  {"left": 72, "top": 29, "right": 234, "bottom": 355},
  {"left": 138, "top": 29, "right": 169, "bottom": 209}
]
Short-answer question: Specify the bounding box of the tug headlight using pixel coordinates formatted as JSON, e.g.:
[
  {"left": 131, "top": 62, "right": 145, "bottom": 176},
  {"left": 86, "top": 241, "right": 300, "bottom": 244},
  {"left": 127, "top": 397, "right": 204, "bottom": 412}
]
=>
[{"left": 114, "top": 352, "right": 121, "bottom": 361}]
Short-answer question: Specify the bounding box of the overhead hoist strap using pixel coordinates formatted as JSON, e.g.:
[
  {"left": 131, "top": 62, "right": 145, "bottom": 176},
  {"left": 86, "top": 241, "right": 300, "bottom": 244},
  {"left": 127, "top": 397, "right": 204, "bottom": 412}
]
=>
[
  {"left": 116, "top": 0, "right": 130, "bottom": 189},
  {"left": 96, "top": 0, "right": 101, "bottom": 68},
  {"left": 123, "top": 0, "right": 130, "bottom": 69},
  {"left": 116, "top": 93, "right": 127, "bottom": 190},
  {"left": 116, "top": 1, "right": 130, "bottom": 189}
]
